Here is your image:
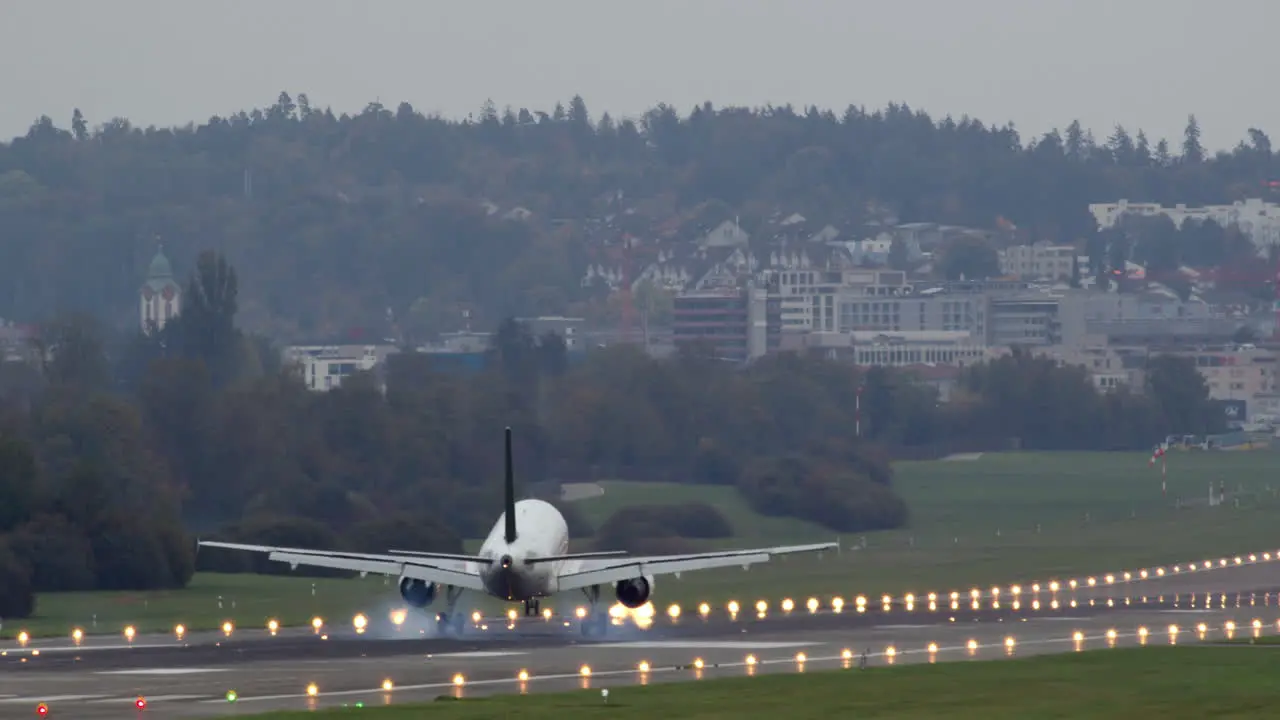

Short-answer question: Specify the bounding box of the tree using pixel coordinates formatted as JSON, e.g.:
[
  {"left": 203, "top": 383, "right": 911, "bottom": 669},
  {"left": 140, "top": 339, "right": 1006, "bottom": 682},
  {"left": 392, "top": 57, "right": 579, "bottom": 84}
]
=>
[
  {"left": 887, "top": 236, "right": 910, "bottom": 270},
  {"left": 939, "top": 236, "right": 999, "bottom": 280},
  {"left": 1145, "top": 354, "right": 1222, "bottom": 435},
  {"left": 174, "top": 251, "right": 241, "bottom": 386},
  {"left": 1182, "top": 114, "right": 1204, "bottom": 164},
  {"left": 0, "top": 540, "right": 34, "bottom": 619}
]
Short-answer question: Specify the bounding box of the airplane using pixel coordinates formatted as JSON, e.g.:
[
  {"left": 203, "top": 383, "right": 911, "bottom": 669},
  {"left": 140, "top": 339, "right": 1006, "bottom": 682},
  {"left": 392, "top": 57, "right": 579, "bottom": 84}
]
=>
[{"left": 198, "top": 427, "right": 836, "bottom": 637}]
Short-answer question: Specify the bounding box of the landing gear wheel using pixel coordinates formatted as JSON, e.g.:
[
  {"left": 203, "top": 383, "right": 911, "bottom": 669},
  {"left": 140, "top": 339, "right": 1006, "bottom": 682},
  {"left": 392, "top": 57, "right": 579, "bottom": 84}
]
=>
[
  {"left": 524, "top": 599, "right": 541, "bottom": 618},
  {"left": 436, "top": 612, "right": 466, "bottom": 636}
]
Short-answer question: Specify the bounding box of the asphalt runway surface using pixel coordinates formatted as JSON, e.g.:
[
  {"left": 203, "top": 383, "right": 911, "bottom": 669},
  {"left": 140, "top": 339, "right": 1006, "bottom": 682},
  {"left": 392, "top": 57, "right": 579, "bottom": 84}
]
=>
[{"left": 5, "top": 562, "right": 1280, "bottom": 718}]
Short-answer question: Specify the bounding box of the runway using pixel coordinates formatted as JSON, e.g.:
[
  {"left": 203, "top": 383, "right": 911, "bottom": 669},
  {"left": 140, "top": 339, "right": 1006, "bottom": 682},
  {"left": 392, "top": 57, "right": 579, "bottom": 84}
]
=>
[{"left": 4, "top": 562, "right": 1279, "bottom": 718}]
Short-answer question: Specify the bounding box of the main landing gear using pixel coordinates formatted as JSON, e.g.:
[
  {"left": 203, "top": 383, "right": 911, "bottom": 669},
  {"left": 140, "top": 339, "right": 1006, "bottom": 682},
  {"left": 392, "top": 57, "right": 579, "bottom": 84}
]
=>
[
  {"left": 523, "top": 598, "right": 542, "bottom": 618},
  {"left": 435, "top": 585, "right": 467, "bottom": 636},
  {"left": 579, "top": 585, "right": 610, "bottom": 638}
]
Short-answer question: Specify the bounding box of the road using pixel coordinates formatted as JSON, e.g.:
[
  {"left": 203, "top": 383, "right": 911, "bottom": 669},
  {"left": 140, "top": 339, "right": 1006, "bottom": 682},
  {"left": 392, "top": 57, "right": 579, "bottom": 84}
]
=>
[{"left": 2, "top": 562, "right": 1278, "bottom": 718}]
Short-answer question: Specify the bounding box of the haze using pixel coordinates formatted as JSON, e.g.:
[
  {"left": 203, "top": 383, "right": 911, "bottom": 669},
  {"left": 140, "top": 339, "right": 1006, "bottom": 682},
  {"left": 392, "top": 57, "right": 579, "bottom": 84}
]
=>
[{"left": 1, "top": 0, "right": 1274, "bottom": 150}]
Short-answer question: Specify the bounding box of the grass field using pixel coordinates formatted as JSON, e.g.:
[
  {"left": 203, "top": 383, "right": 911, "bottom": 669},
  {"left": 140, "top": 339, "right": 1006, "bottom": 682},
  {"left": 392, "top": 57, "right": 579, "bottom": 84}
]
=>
[
  {"left": 224, "top": 646, "right": 1280, "bottom": 719},
  {"left": 10, "top": 449, "right": 1280, "bottom": 640}
]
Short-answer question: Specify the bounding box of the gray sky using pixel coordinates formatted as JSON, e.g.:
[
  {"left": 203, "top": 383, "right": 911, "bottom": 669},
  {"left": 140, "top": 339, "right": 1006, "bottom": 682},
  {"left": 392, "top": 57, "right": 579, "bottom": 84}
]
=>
[{"left": 2, "top": 0, "right": 1273, "bottom": 151}]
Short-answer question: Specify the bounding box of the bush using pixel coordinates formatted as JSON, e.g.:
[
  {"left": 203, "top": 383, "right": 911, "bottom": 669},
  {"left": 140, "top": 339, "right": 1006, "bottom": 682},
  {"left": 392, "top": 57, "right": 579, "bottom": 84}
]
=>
[
  {"left": 89, "top": 512, "right": 184, "bottom": 590},
  {"left": 0, "top": 541, "right": 34, "bottom": 620},
  {"left": 737, "top": 455, "right": 909, "bottom": 533},
  {"left": 667, "top": 503, "right": 733, "bottom": 538},
  {"left": 7, "top": 515, "right": 95, "bottom": 591}
]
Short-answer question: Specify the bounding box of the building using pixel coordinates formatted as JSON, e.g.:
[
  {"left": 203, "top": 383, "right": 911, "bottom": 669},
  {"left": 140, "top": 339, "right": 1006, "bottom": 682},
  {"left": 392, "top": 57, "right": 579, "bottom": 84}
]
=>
[
  {"left": 672, "top": 286, "right": 779, "bottom": 362},
  {"left": 283, "top": 344, "right": 400, "bottom": 391},
  {"left": 1167, "top": 346, "right": 1279, "bottom": 418},
  {"left": 849, "top": 330, "right": 989, "bottom": 367},
  {"left": 999, "top": 241, "right": 1078, "bottom": 280},
  {"left": 779, "top": 268, "right": 912, "bottom": 333},
  {"left": 1032, "top": 344, "right": 1146, "bottom": 392},
  {"left": 516, "top": 316, "right": 584, "bottom": 350},
  {"left": 987, "top": 294, "right": 1061, "bottom": 346},
  {"left": 139, "top": 247, "right": 181, "bottom": 334},
  {"left": 1089, "top": 198, "right": 1280, "bottom": 250}
]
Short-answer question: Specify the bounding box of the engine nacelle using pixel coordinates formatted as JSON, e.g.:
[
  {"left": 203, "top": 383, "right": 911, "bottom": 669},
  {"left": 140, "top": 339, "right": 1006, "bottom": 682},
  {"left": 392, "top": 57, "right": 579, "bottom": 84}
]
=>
[
  {"left": 398, "top": 577, "right": 437, "bottom": 608},
  {"left": 615, "top": 575, "right": 655, "bottom": 609}
]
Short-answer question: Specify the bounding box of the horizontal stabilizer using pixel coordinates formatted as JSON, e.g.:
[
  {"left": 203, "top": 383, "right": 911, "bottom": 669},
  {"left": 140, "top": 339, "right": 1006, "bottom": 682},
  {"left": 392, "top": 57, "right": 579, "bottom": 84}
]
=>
[{"left": 524, "top": 550, "right": 630, "bottom": 565}]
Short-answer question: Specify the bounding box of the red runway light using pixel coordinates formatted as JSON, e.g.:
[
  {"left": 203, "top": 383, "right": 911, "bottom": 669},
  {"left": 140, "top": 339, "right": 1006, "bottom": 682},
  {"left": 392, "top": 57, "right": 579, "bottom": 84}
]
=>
[
  {"left": 136, "top": 697, "right": 147, "bottom": 710},
  {"left": 36, "top": 703, "right": 48, "bottom": 716}
]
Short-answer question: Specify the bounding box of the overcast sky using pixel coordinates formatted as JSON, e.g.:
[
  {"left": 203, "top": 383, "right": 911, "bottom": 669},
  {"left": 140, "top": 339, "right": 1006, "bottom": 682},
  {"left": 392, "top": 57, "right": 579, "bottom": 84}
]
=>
[{"left": 2, "top": 0, "right": 1273, "bottom": 151}]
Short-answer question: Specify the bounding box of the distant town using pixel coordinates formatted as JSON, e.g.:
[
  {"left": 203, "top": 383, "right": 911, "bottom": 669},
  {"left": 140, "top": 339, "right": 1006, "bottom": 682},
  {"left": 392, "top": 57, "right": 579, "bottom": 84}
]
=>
[{"left": 132, "top": 195, "right": 1273, "bottom": 430}]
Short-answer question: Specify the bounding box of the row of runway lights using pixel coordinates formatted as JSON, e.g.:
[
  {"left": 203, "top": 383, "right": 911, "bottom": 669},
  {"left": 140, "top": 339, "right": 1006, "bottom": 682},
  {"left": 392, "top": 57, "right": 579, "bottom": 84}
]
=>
[
  {"left": 45, "top": 618, "right": 1272, "bottom": 712},
  {"left": 7, "top": 550, "right": 1278, "bottom": 649},
  {"left": 6, "top": 587, "right": 1272, "bottom": 651}
]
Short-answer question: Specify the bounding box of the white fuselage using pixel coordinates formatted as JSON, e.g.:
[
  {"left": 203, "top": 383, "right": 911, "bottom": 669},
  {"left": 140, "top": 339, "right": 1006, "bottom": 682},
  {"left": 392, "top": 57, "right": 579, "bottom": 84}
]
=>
[{"left": 474, "top": 498, "right": 571, "bottom": 601}]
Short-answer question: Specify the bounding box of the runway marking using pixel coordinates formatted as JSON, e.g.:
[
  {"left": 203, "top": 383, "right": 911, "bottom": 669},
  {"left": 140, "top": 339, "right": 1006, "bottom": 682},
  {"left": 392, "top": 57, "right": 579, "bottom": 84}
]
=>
[
  {"left": 0, "top": 695, "right": 109, "bottom": 704},
  {"left": 10, "top": 642, "right": 177, "bottom": 653},
  {"left": 95, "top": 668, "right": 229, "bottom": 676},
  {"left": 89, "top": 695, "right": 211, "bottom": 704},
  {"left": 591, "top": 641, "right": 818, "bottom": 650},
  {"left": 1038, "top": 617, "right": 1092, "bottom": 622},
  {"left": 877, "top": 624, "right": 936, "bottom": 630},
  {"left": 430, "top": 651, "right": 528, "bottom": 658},
  {"left": 1158, "top": 610, "right": 1216, "bottom": 614}
]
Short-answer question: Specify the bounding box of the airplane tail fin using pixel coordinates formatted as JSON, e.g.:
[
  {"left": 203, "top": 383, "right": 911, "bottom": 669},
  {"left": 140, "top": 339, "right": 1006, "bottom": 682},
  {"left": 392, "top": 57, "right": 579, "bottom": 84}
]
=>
[{"left": 504, "top": 426, "right": 517, "bottom": 544}]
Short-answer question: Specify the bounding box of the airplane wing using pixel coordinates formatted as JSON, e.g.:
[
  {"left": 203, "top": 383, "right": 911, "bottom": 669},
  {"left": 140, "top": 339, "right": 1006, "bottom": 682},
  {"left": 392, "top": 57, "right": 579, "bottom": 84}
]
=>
[
  {"left": 197, "top": 540, "right": 489, "bottom": 591},
  {"left": 555, "top": 542, "right": 836, "bottom": 591}
]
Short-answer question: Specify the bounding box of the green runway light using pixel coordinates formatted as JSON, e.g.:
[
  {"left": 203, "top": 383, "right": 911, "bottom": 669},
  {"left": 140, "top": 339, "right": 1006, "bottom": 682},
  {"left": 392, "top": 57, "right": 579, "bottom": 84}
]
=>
[{"left": 226, "top": 690, "right": 237, "bottom": 702}]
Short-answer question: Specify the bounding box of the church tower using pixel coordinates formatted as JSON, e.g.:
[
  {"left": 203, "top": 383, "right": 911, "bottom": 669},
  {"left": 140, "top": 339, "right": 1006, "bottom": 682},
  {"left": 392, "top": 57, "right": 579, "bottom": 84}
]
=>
[{"left": 140, "top": 245, "right": 182, "bottom": 334}]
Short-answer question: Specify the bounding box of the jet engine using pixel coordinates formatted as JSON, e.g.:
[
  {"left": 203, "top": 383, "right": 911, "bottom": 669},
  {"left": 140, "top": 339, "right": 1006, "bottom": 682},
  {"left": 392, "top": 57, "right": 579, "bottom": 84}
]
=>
[
  {"left": 615, "top": 575, "right": 655, "bottom": 609},
  {"left": 398, "top": 577, "right": 437, "bottom": 608}
]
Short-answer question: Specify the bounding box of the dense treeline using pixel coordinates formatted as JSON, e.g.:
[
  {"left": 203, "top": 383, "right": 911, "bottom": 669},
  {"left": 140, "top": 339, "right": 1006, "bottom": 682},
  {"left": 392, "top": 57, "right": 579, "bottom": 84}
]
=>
[{"left": 0, "top": 96, "right": 1275, "bottom": 340}]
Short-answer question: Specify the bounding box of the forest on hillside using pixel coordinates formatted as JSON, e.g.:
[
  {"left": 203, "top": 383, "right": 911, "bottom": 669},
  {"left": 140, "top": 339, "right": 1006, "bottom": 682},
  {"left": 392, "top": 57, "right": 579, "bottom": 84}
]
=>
[{"left": 0, "top": 94, "right": 1276, "bottom": 340}]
